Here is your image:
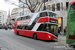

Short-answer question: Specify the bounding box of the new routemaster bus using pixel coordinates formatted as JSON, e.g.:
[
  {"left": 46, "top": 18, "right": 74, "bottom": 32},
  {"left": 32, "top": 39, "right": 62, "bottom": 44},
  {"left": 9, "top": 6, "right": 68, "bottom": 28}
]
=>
[
  {"left": 66, "top": 1, "right": 75, "bottom": 47},
  {"left": 14, "top": 10, "right": 58, "bottom": 40}
]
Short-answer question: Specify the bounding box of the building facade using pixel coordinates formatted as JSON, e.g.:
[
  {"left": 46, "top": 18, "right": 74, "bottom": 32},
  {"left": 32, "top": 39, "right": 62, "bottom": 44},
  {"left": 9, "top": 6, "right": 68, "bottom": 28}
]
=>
[
  {"left": 7, "top": 10, "right": 11, "bottom": 26},
  {"left": 0, "top": 10, "right": 7, "bottom": 26},
  {"left": 19, "top": 0, "right": 31, "bottom": 16},
  {"left": 11, "top": 8, "right": 19, "bottom": 27}
]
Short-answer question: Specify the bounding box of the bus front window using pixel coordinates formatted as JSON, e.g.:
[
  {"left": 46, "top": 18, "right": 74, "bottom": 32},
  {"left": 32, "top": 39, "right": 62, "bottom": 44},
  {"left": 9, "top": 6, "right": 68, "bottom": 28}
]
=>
[{"left": 70, "top": 3, "right": 75, "bottom": 12}]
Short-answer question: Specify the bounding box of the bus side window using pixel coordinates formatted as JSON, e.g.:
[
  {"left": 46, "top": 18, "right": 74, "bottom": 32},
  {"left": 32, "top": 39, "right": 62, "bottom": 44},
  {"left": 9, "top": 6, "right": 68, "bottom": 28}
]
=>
[
  {"left": 22, "top": 26, "right": 25, "bottom": 30},
  {"left": 17, "top": 26, "right": 20, "bottom": 29},
  {"left": 37, "top": 24, "right": 47, "bottom": 31},
  {"left": 17, "top": 18, "right": 21, "bottom": 21},
  {"left": 22, "top": 16, "right": 26, "bottom": 20},
  {"left": 26, "top": 16, "right": 31, "bottom": 19},
  {"left": 40, "top": 12, "right": 48, "bottom": 17}
]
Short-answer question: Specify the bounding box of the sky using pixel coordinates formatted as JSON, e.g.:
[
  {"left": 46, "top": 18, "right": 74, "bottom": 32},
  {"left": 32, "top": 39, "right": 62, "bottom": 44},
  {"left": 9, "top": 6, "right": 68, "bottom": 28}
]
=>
[{"left": 0, "top": 0, "right": 19, "bottom": 15}]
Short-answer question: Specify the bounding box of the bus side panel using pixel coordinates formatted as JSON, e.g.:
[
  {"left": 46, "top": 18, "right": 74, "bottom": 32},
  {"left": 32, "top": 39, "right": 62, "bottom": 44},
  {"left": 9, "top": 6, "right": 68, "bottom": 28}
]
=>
[
  {"left": 14, "top": 22, "right": 17, "bottom": 34},
  {"left": 17, "top": 30, "right": 23, "bottom": 35},
  {"left": 36, "top": 32, "right": 47, "bottom": 40},
  {"left": 37, "top": 17, "right": 58, "bottom": 23},
  {"left": 36, "top": 32, "right": 57, "bottom": 40},
  {"left": 21, "top": 30, "right": 34, "bottom": 37},
  {"left": 47, "top": 34, "right": 57, "bottom": 40},
  {"left": 37, "top": 17, "right": 49, "bottom": 23}
]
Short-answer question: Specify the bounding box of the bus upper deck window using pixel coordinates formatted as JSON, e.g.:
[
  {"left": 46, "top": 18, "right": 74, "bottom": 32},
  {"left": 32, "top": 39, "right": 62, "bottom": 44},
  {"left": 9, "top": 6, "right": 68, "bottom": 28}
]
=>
[
  {"left": 40, "top": 12, "right": 48, "bottom": 17},
  {"left": 70, "top": 3, "right": 75, "bottom": 12},
  {"left": 49, "top": 12, "right": 57, "bottom": 18}
]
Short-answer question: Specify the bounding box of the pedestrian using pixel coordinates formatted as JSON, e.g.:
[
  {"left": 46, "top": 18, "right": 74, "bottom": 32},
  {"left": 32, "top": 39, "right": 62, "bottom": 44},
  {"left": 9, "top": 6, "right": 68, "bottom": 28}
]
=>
[
  {"left": 64, "top": 29, "right": 65, "bottom": 35},
  {"left": 58, "top": 28, "right": 61, "bottom": 35}
]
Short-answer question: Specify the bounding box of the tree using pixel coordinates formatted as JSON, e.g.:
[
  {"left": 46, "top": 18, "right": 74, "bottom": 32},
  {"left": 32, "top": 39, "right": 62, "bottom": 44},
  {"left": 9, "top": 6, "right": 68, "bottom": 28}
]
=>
[{"left": 4, "top": 0, "right": 46, "bottom": 13}]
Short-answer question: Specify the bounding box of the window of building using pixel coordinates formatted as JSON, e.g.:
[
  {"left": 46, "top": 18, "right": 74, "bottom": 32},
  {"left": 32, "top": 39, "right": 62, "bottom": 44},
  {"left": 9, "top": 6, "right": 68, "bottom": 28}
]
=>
[
  {"left": 19, "top": 0, "right": 23, "bottom": 2},
  {"left": 45, "top": 0, "right": 48, "bottom": 2},
  {"left": 20, "top": 12, "right": 21, "bottom": 16},
  {"left": 57, "top": 3, "right": 60, "bottom": 11},
  {"left": 66, "top": 2, "right": 69, "bottom": 10},
  {"left": 0, "top": 14, "right": 1, "bottom": 15},
  {"left": 47, "top": 5, "right": 50, "bottom": 10},
  {"left": 42, "top": 0, "right": 48, "bottom": 3},
  {"left": 49, "top": 0, "right": 51, "bottom": 1},
  {"left": 24, "top": 11, "right": 26, "bottom": 15},
  {"left": 27, "top": 11, "right": 29, "bottom": 14},
  {"left": 22, "top": 12, "right": 24, "bottom": 15},
  {"left": 24, "top": 4, "right": 28, "bottom": 8},
  {"left": 61, "top": 2, "right": 63, "bottom": 10},
  {"left": 21, "top": 4, "right": 23, "bottom": 7},
  {"left": 52, "top": 4, "right": 55, "bottom": 11}
]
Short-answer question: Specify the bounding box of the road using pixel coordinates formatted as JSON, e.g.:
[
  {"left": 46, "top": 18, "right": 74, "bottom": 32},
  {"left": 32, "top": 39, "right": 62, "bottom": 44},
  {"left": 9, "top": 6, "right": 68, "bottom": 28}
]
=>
[{"left": 0, "top": 29, "right": 74, "bottom": 50}]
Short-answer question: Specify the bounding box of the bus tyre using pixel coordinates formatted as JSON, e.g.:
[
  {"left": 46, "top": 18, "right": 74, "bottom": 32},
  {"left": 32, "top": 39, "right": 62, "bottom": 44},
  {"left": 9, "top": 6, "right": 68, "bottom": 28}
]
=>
[
  {"left": 16, "top": 31, "right": 19, "bottom": 35},
  {"left": 73, "top": 46, "right": 75, "bottom": 49},
  {"left": 33, "top": 33, "right": 37, "bottom": 39}
]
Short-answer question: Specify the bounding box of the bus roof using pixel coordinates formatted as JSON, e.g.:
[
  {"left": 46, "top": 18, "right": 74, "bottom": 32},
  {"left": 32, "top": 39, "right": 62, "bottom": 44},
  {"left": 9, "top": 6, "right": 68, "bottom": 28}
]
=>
[
  {"left": 36, "top": 10, "right": 56, "bottom": 14},
  {"left": 70, "top": 1, "right": 75, "bottom": 5},
  {"left": 17, "top": 10, "right": 56, "bottom": 19},
  {"left": 17, "top": 13, "right": 34, "bottom": 18}
]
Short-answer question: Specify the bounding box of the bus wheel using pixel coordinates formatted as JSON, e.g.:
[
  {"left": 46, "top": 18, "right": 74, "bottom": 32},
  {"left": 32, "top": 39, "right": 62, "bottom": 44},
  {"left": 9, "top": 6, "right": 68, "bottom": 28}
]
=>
[
  {"left": 16, "top": 31, "right": 19, "bottom": 35},
  {"left": 33, "top": 33, "right": 37, "bottom": 39},
  {"left": 73, "top": 46, "right": 75, "bottom": 49}
]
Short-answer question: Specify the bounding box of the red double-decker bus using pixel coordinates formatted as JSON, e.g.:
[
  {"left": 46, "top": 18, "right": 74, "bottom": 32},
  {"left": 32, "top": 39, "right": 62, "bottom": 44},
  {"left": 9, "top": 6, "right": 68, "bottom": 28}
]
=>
[{"left": 14, "top": 10, "right": 58, "bottom": 40}]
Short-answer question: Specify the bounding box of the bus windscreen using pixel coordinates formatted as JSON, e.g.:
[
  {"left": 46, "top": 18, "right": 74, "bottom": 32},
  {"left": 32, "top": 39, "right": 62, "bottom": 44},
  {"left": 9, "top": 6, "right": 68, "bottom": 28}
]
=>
[{"left": 70, "top": 3, "right": 75, "bottom": 12}]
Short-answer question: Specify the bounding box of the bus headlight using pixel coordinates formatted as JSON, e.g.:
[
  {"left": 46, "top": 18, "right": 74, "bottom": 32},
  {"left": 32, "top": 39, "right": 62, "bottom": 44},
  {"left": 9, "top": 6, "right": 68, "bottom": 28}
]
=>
[{"left": 48, "top": 36, "right": 51, "bottom": 38}]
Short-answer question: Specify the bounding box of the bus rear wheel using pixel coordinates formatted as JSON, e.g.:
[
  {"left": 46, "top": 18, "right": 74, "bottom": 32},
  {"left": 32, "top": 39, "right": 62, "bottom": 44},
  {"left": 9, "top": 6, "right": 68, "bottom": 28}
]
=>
[
  {"left": 16, "top": 31, "right": 19, "bottom": 35},
  {"left": 33, "top": 33, "right": 37, "bottom": 39}
]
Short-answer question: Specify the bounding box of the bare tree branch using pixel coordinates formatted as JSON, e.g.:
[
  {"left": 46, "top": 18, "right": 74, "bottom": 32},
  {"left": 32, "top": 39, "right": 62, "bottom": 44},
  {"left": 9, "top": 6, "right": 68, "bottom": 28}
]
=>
[
  {"left": 25, "top": 0, "right": 31, "bottom": 10},
  {"left": 35, "top": 3, "right": 43, "bottom": 12},
  {"left": 28, "top": 0, "right": 32, "bottom": 8},
  {"left": 32, "top": 0, "right": 38, "bottom": 10},
  {"left": 4, "top": 0, "right": 43, "bottom": 13}
]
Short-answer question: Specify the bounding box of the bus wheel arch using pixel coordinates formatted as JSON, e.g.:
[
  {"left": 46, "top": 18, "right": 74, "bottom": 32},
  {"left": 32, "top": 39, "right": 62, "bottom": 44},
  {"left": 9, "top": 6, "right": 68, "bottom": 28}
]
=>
[
  {"left": 33, "top": 33, "right": 37, "bottom": 39},
  {"left": 16, "top": 31, "right": 19, "bottom": 35}
]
